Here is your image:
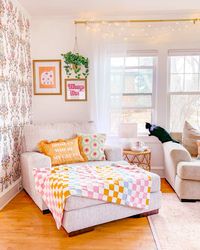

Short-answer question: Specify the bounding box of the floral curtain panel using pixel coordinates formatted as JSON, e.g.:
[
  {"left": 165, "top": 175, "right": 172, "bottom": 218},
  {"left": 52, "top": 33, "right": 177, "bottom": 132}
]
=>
[{"left": 0, "top": 0, "right": 31, "bottom": 193}]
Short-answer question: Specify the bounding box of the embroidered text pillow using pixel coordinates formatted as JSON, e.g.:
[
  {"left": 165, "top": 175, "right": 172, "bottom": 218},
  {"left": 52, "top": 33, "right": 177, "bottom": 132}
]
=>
[
  {"left": 38, "top": 136, "right": 87, "bottom": 166},
  {"left": 78, "top": 133, "right": 106, "bottom": 161}
]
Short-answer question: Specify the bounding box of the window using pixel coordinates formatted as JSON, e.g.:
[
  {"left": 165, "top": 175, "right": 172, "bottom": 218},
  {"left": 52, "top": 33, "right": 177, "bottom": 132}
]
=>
[
  {"left": 169, "top": 51, "right": 200, "bottom": 132},
  {"left": 110, "top": 53, "right": 157, "bottom": 134}
]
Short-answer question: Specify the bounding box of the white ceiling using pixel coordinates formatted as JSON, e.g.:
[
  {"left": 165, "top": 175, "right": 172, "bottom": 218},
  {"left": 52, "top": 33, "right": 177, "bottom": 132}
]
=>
[{"left": 18, "top": 0, "right": 200, "bottom": 17}]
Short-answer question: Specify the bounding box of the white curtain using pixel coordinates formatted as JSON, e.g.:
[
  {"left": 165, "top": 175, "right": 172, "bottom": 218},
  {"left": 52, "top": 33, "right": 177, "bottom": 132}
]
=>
[{"left": 90, "top": 39, "right": 127, "bottom": 134}]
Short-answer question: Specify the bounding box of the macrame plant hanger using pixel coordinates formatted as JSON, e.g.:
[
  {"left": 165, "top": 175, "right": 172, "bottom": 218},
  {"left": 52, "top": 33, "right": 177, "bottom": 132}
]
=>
[{"left": 73, "top": 23, "right": 79, "bottom": 54}]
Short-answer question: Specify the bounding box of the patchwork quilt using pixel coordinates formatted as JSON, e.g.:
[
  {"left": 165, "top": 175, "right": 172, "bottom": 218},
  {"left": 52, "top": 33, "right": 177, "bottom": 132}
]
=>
[{"left": 33, "top": 164, "right": 152, "bottom": 229}]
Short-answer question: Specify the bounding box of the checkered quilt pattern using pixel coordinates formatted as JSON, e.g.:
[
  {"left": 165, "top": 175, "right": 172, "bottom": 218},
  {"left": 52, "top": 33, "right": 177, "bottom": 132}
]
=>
[{"left": 33, "top": 164, "right": 152, "bottom": 229}]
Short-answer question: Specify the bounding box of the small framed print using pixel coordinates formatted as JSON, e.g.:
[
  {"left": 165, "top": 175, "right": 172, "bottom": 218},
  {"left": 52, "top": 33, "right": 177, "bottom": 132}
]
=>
[
  {"left": 65, "top": 79, "right": 87, "bottom": 101},
  {"left": 33, "top": 60, "right": 62, "bottom": 95}
]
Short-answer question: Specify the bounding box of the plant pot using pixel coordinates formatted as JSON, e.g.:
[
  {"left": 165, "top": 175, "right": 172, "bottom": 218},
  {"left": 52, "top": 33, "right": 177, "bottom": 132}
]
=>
[{"left": 71, "top": 64, "right": 81, "bottom": 71}]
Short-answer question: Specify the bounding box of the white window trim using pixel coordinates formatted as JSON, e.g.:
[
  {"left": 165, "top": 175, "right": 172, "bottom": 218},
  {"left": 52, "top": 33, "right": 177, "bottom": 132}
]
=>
[
  {"left": 110, "top": 51, "right": 158, "bottom": 135},
  {"left": 167, "top": 50, "right": 200, "bottom": 131}
]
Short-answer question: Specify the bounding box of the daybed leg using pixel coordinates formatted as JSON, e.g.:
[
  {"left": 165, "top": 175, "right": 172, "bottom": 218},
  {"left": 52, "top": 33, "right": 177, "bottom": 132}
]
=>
[
  {"left": 42, "top": 209, "right": 51, "bottom": 214},
  {"left": 130, "top": 209, "right": 159, "bottom": 218},
  {"left": 68, "top": 226, "right": 95, "bottom": 237},
  {"left": 180, "top": 199, "right": 197, "bottom": 202}
]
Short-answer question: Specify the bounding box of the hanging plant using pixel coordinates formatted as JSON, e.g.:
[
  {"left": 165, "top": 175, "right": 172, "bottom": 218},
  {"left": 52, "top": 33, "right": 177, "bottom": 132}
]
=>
[{"left": 61, "top": 51, "right": 89, "bottom": 79}]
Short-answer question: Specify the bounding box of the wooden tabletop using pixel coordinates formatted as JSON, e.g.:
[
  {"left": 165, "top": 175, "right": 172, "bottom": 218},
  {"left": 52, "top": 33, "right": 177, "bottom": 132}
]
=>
[{"left": 123, "top": 149, "right": 151, "bottom": 155}]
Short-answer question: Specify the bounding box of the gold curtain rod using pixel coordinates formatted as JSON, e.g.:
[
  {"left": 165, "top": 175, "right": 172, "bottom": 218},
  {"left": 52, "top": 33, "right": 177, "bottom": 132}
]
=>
[{"left": 74, "top": 18, "right": 200, "bottom": 25}]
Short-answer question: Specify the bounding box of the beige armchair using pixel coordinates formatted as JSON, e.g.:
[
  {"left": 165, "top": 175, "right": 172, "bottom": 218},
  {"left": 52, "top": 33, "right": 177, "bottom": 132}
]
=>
[{"left": 163, "top": 141, "right": 200, "bottom": 201}]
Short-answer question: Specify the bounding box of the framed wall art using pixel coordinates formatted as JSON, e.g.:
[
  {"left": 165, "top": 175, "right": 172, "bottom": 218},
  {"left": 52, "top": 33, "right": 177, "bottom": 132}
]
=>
[
  {"left": 33, "top": 60, "right": 62, "bottom": 95},
  {"left": 65, "top": 79, "right": 87, "bottom": 101}
]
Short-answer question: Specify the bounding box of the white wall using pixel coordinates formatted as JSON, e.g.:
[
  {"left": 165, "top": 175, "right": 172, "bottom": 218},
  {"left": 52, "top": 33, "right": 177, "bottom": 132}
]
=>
[{"left": 31, "top": 17, "right": 92, "bottom": 123}]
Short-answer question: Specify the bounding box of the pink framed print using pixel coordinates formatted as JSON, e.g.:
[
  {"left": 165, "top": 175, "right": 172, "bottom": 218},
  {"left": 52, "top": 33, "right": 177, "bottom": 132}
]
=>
[{"left": 65, "top": 79, "right": 87, "bottom": 101}]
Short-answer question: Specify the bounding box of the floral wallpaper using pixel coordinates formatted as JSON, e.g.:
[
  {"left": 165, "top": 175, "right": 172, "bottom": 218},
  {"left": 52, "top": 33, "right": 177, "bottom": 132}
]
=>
[{"left": 0, "top": 0, "right": 32, "bottom": 193}]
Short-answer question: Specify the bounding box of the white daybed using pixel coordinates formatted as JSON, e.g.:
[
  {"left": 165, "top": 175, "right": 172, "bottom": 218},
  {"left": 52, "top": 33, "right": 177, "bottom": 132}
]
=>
[{"left": 20, "top": 122, "right": 161, "bottom": 236}]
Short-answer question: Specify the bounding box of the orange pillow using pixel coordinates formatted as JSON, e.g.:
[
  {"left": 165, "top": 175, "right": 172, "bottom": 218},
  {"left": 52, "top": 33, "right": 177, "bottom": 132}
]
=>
[{"left": 38, "top": 136, "right": 88, "bottom": 166}]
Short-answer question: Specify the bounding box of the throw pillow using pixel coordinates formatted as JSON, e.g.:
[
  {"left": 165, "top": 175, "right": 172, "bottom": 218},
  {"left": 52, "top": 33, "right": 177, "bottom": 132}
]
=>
[
  {"left": 145, "top": 122, "right": 179, "bottom": 143},
  {"left": 38, "top": 136, "right": 87, "bottom": 166},
  {"left": 78, "top": 133, "right": 106, "bottom": 161},
  {"left": 182, "top": 121, "right": 200, "bottom": 156}
]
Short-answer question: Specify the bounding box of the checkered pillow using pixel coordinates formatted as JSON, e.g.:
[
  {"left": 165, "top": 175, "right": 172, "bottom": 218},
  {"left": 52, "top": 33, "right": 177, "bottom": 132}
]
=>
[{"left": 78, "top": 133, "right": 106, "bottom": 161}]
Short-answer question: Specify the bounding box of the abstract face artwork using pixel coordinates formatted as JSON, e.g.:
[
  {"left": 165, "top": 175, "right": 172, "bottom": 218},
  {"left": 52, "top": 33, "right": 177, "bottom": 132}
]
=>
[
  {"left": 39, "top": 67, "right": 56, "bottom": 88},
  {"left": 33, "top": 60, "right": 62, "bottom": 95}
]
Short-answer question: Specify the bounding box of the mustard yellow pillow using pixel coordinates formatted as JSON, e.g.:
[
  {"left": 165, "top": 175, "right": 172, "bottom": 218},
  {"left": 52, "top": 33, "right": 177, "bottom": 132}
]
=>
[{"left": 38, "top": 136, "right": 88, "bottom": 166}]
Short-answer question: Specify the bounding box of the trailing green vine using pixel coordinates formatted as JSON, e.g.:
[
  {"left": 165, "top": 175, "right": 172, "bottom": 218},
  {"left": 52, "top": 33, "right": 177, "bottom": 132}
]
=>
[{"left": 61, "top": 52, "right": 89, "bottom": 79}]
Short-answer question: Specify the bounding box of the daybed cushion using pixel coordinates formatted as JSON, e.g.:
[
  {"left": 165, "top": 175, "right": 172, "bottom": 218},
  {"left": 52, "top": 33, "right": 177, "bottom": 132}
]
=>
[
  {"left": 177, "top": 161, "right": 200, "bottom": 181},
  {"left": 64, "top": 170, "right": 160, "bottom": 212}
]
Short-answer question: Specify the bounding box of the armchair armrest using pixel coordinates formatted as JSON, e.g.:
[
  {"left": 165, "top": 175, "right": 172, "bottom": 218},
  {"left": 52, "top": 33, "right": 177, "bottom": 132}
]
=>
[
  {"left": 177, "top": 161, "right": 200, "bottom": 181},
  {"left": 163, "top": 142, "right": 192, "bottom": 188},
  {"left": 104, "top": 145, "right": 123, "bottom": 161},
  {"left": 163, "top": 141, "right": 192, "bottom": 166}
]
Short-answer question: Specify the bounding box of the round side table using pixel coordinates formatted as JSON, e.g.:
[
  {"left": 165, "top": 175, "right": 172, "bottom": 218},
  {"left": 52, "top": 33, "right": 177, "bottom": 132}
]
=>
[{"left": 123, "top": 149, "right": 151, "bottom": 171}]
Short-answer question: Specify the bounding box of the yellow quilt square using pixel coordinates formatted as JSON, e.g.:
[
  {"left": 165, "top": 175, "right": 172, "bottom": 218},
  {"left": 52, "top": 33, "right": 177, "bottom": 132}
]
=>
[
  {"left": 104, "top": 189, "right": 109, "bottom": 195},
  {"left": 113, "top": 191, "right": 119, "bottom": 198},
  {"left": 107, "top": 196, "right": 113, "bottom": 202},
  {"left": 116, "top": 198, "right": 121, "bottom": 204}
]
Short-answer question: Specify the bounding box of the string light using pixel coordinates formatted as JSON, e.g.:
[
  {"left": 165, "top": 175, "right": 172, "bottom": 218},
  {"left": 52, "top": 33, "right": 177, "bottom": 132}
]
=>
[{"left": 81, "top": 19, "right": 200, "bottom": 41}]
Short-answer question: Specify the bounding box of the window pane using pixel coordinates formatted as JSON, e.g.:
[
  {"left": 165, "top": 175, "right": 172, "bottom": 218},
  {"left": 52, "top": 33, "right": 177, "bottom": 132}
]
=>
[
  {"left": 124, "top": 69, "right": 138, "bottom": 93},
  {"left": 122, "top": 95, "right": 152, "bottom": 108},
  {"left": 110, "top": 109, "right": 152, "bottom": 134},
  {"left": 110, "top": 54, "right": 156, "bottom": 135},
  {"left": 170, "top": 94, "right": 200, "bottom": 132},
  {"left": 185, "top": 56, "right": 199, "bottom": 73},
  {"left": 138, "top": 69, "right": 153, "bottom": 93},
  {"left": 184, "top": 74, "right": 199, "bottom": 91},
  {"left": 125, "top": 56, "right": 154, "bottom": 67},
  {"left": 124, "top": 69, "right": 153, "bottom": 94},
  {"left": 125, "top": 57, "right": 138, "bottom": 67},
  {"left": 139, "top": 57, "right": 154, "bottom": 66},
  {"left": 111, "top": 57, "right": 124, "bottom": 67},
  {"left": 170, "top": 74, "right": 184, "bottom": 92},
  {"left": 170, "top": 56, "right": 184, "bottom": 73}
]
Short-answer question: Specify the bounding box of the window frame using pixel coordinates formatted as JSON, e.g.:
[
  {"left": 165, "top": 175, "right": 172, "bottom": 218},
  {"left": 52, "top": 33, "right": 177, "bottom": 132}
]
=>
[
  {"left": 167, "top": 50, "right": 200, "bottom": 132},
  {"left": 109, "top": 50, "right": 158, "bottom": 135}
]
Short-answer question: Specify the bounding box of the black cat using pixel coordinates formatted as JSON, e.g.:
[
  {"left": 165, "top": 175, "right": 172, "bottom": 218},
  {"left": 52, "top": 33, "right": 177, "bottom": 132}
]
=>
[{"left": 145, "top": 122, "right": 179, "bottom": 143}]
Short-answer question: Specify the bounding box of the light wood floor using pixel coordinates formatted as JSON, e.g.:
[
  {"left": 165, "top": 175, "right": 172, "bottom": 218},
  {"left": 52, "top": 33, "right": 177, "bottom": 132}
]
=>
[{"left": 0, "top": 179, "right": 174, "bottom": 250}]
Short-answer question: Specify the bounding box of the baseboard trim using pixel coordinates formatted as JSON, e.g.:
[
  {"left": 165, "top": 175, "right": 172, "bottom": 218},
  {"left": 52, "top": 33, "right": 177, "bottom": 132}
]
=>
[{"left": 0, "top": 178, "right": 22, "bottom": 210}]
